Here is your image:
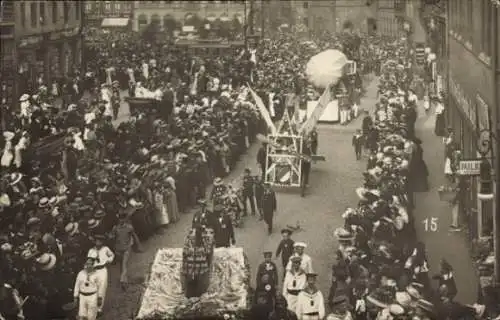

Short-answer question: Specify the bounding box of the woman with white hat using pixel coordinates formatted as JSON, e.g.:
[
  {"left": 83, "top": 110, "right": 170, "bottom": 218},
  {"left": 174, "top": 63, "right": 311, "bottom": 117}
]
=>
[{"left": 1, "top": 131, "right": 15, "bottom": 168}]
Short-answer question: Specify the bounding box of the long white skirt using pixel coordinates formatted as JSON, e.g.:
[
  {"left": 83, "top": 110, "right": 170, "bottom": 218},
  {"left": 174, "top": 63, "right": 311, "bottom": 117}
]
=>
[{"left": 444, "top": 157, "right": 453, "bottom": 175}]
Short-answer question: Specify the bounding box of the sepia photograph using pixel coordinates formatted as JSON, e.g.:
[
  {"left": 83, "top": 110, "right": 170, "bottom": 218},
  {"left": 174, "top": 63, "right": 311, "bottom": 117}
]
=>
[{"left": 0, "top": 0, "right": 499, "bottom": 319}]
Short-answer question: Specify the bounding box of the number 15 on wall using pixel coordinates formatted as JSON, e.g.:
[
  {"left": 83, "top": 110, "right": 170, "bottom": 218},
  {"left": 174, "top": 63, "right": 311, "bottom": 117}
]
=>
[{"left": 423, "top": 217, "right": 438, "bottom": 232}]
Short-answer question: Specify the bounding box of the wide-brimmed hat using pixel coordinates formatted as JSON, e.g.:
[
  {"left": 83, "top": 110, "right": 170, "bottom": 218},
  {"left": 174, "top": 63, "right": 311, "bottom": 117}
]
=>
[
  {"left": 1, "top": 243, "right": 13, "bottom": 252},
  {"left": 94, "top": 210, "right": 106, "bottom": 219},
  {"left": 366, "top": 288, "right": 394, "bottom": 308},
  {"left": 26, "top": 217, "right": 41, "bottom": 227},
  {"left": 388, "top": 304, "right": 405, "bottom": 316},
  {"left": 87, "top": 219, "right": 100, "bottom": 229},
  {"left": 19, "top": 94, "right": 30, "bottom": 102},
  {"left": 36, "top": 253, "right": 57, "bottom": 271},
  {"left": 3, "top": 131, "right": 15, "bottom": 141},
  {"left": 293, "top": 242, "right": 307, "bottom": 248},
  {"left": 334, "top": 227, "right": 355, "bottom": 241},
  {"left": 8, "top": 173, "right": 23, "bottom": 185},
  {"left": 213, "top": 177, "right": 223, "bottom": 186},
  {"left": 355, "top": 187, "right": 381, "bottom": 201},
  {"left": 395, "top": 291, "right": 412, "bottom": 308},
  {"left": 65, "top": 222, "right": 79, "bottom": 236},
  {"left": 467, "top": 303, "right": 486, "bottom": 319},
  {"left": 38, "top": 197, "right": 50, "bottom": 208}
]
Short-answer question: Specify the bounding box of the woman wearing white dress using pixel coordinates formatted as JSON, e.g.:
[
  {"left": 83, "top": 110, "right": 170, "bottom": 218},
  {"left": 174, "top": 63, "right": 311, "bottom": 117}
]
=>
[{"left": 1, "top": 131, "right": 15, "bottom": 168}]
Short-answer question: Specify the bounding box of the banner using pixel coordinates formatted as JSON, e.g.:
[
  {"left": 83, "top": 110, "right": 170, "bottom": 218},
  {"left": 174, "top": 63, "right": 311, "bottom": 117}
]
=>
[
  {"left": 247, "top": 84, "right": 277, "bottom": 135},
  {"left": 300, "top": 85, "right": 333, "bottom": 135}
]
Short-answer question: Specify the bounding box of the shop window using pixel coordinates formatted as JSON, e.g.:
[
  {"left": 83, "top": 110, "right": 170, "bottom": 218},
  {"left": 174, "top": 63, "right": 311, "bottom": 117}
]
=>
[
  {"left": 30, "top": 2, "right": 37, "bottom": 27},
  {"left": 19, "top": 2, "right": 26, "bottom": 27},
  {"left": 480, "top": 195, "right": 494, "bottom": 237},
  {"left": 303, "top": 2, "right": 309, "bottom": 9},
  {"left": 63, "top": 1, "right": 69, "bottom": 23},
  {"left": 40, "top": 2, "right": 46, "bottom": 25},
  {"left": 52, "top": 1, "right": 58, "bottom": 24},
  {"left": 303, "top": 17, "right": 308, "bottom": 27}
]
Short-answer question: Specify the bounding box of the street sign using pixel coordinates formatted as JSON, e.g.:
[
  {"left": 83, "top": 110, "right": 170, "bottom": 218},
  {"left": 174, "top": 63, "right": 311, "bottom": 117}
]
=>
[{"left": 458, "top": 159, "right": 482, "bottom": 176}]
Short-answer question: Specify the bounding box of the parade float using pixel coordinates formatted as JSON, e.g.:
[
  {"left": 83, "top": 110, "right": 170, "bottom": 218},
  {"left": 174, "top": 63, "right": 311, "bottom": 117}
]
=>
[{"left": 136, "top": 229, "right": 251, "bottom": 320}]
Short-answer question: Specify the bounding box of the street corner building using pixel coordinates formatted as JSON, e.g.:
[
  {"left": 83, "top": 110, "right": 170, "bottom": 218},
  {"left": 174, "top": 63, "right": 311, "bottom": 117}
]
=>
[
  {"left": 0, "top": 0, "right": 83, "bottom": 101},
  {"left": 445, "top": 0, "right": 499, "bottom": 244}
]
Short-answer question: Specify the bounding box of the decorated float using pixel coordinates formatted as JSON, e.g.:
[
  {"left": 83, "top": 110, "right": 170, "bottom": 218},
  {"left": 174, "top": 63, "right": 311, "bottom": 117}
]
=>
[{"left": 136, "top": 228, "right": 251, "bottom": 320}]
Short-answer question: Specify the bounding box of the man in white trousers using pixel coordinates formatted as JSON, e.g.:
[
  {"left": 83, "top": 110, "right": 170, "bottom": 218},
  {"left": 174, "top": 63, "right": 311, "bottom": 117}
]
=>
[
  {"left": 87, "top": 235, "right": 115, "bottom": 315},
  {"left": 74, "top": 258, "right": 101, "bottom": 320}
]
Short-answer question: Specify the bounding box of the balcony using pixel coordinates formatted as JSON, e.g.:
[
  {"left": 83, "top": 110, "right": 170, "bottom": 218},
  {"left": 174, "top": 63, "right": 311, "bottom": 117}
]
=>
[{"left": 0, "top": 1, "right": 15, "bottom": 23}]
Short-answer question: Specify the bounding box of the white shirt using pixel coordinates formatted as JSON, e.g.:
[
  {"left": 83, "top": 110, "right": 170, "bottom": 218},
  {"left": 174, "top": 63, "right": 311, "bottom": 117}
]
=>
[
  {"left": 73, "top": 269, "right": 100, "bottom": 297},
  {"left": 87, "top": 246, "right": 115, "bottom": 268},
  {"left": 286, "top": 253, "right": 313, "bottom": 273},
  {"left": 283, "top": 270, "right": 307, "bottom": 294},
  {"left": 296, "top": 289, "right": 325, "bottom": 320},
  {"left": 84, "top": 112, "right": 96, "bottom": 125}
]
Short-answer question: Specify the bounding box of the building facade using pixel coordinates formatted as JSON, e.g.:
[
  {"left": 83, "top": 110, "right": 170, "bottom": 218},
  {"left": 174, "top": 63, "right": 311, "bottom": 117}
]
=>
[
  {"left": 132, "top": 1, "right": 246, "bottom": 32},
  {"left": 84, "top": 1, "right": 133, "bottom": 28},
  {"left": 376, "top": 0, "right": 402, "bottom": 37},
  {"left": 1, "top": 0, "right": 83, "bottom": 101},
  {"left": 446, "top": 0, "right": 499, "bottom": 242}
]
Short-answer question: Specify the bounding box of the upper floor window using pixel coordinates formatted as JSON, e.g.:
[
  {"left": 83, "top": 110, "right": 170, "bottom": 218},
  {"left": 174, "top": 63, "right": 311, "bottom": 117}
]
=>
[
  {"left": 479, "top": 0, "right": 492, "bottom": 57},
  {"left": 303, "top": 2, "right": 309, "bottom": 9},
  {"left": 40, "top": 2, "right": 46, "bottom": 25},
  {"left": 115, "top": 3, "right": 121, "bottom": 11},
  {"left": 105, "top": 1, "right": 111, "bottom": 11},
  {"left": 30, "top": 2, "right": 37, "bottom": 27},
  {"left": 52, "top": 1, "right": 58, "bottom": 23},
  {"left": 63, "top": 1, "right": 69, "bottom": 23},
  {"left": 20, "top": 2, "right": 26, "bottom": 27},
  {"left": 85, "top": 2, "right": 92, "bottom": 13}
]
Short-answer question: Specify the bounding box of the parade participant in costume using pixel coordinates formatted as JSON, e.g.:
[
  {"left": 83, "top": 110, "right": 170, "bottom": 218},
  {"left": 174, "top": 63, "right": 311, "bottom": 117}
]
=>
[
  {"left": 191, "top": 200, "right": 213, "bottom": 230},
  {"left": 283, "top": 256, "right": 307, "bottom": 313},
  {"left": 256, "top": 251, "right": 279, "bottom": 288},
  {"left": 276, "top": 228, "right": 295, "bottom": 270},
  {"left": 261, "top": 182, "right": 277, "bottom": 234},
  {"left": 295, "top": 273, "right": 325, "bottom": 320},
  {"left": 287, "top": 242, "right": 313, "bottom": 274},
  {"left": 269, "top": 295, "right": 299, "bottom": 320},
  {"left": 73, "top": 258, "right": 101, "bottom": 320},
  {"left": 241, "top": 168, "right": 256, "bottom": 216},
  {"left": 252, "top": 273, "right": 277, "bottom": 320},
  {"left": 212, "top": 206, "right": 235, "bottom": 248},
  {"left": 86, "top": 235, "right": 114, "bottom": 315},
  {"left": 210, "top": 177, "right": 227, "bottom": 206},
  {"left": 301, "top": 141, "right": 312, "bottom": 189}
]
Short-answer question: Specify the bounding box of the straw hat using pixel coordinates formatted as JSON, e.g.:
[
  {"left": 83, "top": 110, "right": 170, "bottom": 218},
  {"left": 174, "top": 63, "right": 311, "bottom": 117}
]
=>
[
  {"left": 38, "top": 197, "right": 50, "bottom": 208},
  {"left": 213, "top": 177, "right": 223, "bottom": 186},
  {"left": 8, "top": 173, "right": 23, "bottom": 185},
  {"left": 334, "top": 227, "right": 355, "bottom": 241},
  {"left": 3, "top": 131, "right": 15, "bottom": 141},
  {"left": 36, "top": 253, "right": 57, "bottom": 271},
  {"left": 65, "top": 222, "right": 79, "bottom": 236},
  {"left": 355, "top": 187, "right": 381, "bottom": 201},
  {"left": 366, "top": 288, "right": 394, "bottom": 308},
  {"left": 19, "top": 94, "right": 30, "bottom": 102},
  {"left": 416, "top": 299, "right": 434, "bottom": 313},
  {"left": 406, "top": 283, "right": 424, "bottom": 300},
  {"left": 388, "top": 304, "right": 405, "bottom": 316},
  {"left": 87, "top": 219, "right": 100, "bottom": 229},
  {"left": 395, "top": 291, "right": 412, "bottom": 308}
]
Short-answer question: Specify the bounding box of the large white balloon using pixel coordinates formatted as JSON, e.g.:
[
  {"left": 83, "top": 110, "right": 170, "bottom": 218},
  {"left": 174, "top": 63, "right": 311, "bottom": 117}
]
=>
[{"left": 305, "top": 49, "right": 349, "bottom": 88}]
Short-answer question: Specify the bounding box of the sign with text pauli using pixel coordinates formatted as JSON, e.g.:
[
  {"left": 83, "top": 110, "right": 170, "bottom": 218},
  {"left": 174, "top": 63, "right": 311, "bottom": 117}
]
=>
[
  {"left": 449, "top": 75, "right": 477, "bottom": 130},
  {"left": 458, "top": 160, "right": 481, "bottom": 176}
]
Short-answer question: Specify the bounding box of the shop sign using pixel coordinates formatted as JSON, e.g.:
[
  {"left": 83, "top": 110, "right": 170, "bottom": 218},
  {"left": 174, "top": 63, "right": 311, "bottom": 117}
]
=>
[
  {"left": 49, "top": 27, "right": 79, "bottom": 41},
  {"left": 458, "top": 159, "right": 482, "bottom": 176},
  {"left": 476, "top": 94, "right": 490, "bottom": 131},
  {"left": 19, "top": 35, "right": 43, "bottom": 47},
  {"left": 449, "top": 76, "right": 477, "bottom": 130}
]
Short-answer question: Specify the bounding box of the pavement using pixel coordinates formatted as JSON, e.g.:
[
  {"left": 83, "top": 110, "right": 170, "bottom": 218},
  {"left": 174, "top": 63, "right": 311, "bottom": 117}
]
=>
[{"left": 413, "top": 103, "right": 479, "bottom": 303}]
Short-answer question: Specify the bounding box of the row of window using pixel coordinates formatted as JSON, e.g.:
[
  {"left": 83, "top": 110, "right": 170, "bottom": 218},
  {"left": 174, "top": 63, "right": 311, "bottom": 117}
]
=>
[
  {"left": 84, "top": 1, "right": 132, "bottom": 14},
  {"left": 136, "top": 1, "right": 245, "bottom": 8},
  {"left": 449, "top": 0, "right": 495, "bottom": 58},
  {"left": 19, "top": 1, "right": 80, "bottom": 29}
]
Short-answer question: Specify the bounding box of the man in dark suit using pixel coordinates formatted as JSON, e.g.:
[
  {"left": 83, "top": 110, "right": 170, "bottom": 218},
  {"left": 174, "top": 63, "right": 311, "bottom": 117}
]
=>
[
  {"left": 255, "top": 251, "right": 279, "bottom": 288},
  {"left": 261, "top": 182, "right": 277, "bottom": 234},
  {"left": 212, "top": 206, "right": 235, "bottom": 248}
]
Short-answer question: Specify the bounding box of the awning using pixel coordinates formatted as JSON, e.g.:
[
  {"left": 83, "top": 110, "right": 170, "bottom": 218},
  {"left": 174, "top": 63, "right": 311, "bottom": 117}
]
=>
[{"left": 101, "top": 18, "right": 129, "bottom": 28}]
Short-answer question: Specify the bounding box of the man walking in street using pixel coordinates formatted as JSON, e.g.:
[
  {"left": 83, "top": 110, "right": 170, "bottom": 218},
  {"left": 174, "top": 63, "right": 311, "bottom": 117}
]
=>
[
  {"left": 276, "top": 228, "right": 295, "bottom": 271},
  {"left": 295, "top": 273, "right": 325, "bottom": 320},
  {"left": 256, "top": 251, "right": 279, "bottom": 288},
  {"left": 352, "top": 129, "right": 363, "bottom": 160},
  {"left": 261, "top": 182, "right": 277, "bottom": 234},
  {"left": 254, "top": 175, "right": 265, "bottom": 220},
  {"left": 257, "top": 143, "right": 267, "bottom": 181},
  {"left": 73, "top": 258, "right": 101, "bottom": 320},
  {"left": 241, "top": 168, "right": 256, "bottom": 216}
]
